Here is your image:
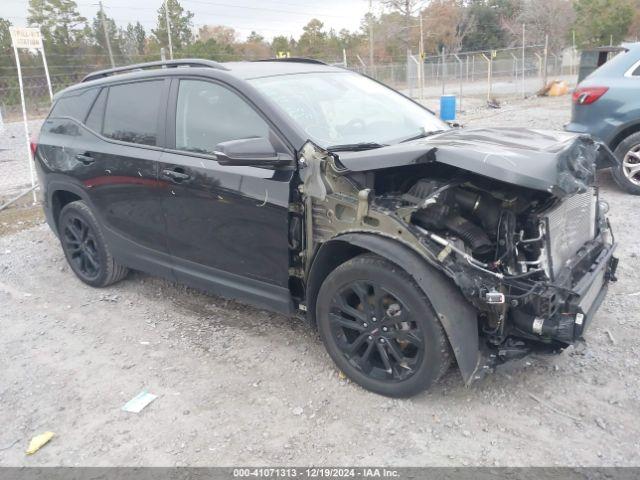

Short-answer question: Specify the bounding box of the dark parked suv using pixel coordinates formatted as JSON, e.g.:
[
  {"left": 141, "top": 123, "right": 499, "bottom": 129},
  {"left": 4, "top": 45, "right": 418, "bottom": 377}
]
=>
[{"left": 35, "top": 59, "right": 618, "bottom": 397}]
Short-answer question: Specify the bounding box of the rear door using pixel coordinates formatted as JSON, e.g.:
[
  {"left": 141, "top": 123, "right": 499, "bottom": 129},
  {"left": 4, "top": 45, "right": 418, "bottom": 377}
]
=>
[
  {"left": 158, "top": 77, "right": 294, "bottom": 312},
  {"left": 72, "top": 78, "right": 172, "bottom": 276}
]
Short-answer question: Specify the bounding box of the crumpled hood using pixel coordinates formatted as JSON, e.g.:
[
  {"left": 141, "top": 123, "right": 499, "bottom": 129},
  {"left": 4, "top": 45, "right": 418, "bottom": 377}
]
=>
[{"left": 333, "top": 127, "right": 599, "bottom": 197}]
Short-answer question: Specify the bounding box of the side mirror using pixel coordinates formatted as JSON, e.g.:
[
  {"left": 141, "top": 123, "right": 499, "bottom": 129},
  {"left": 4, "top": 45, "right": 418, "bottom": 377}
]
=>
[{"left": 214, "top": 137, "right": 291, "bottom": 167}]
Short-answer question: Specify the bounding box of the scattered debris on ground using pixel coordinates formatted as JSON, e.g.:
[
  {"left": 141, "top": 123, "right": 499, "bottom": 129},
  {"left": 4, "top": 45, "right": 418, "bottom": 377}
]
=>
[
  {"left": 122, "top": 390, "right": 158, "bottom": 414},
  {"left": 25, "top": 432, "right": 55, "bottom": 455}
]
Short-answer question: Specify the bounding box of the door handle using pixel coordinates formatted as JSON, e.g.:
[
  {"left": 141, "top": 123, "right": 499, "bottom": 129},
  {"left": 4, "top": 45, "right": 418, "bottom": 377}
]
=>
[
  {"left": 161, "top": 168, "right": 191, "bottom": 182},
  {"left": 75, "top": 153, "right": 95, "bottom": 165}
]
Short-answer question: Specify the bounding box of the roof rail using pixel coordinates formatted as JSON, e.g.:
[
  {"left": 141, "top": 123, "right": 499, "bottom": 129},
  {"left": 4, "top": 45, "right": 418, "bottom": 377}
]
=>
[
  {"left": 254, "top": 57, "right": 328, "bottom": 65},
  {"left": 82, "top": 59, "right": 228, "bottom": 83}
]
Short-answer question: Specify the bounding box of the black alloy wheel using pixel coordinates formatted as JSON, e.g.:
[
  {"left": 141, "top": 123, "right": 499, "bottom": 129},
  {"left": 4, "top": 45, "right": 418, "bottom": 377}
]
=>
[
  {"left": 316, "top": 254, "right": 451, "bottom": 397},
  {"left": 328, "top": 280, "right": 425, "bottom": 382},
  {"left": 58, "top": 200, "right": 129, "bottom": 287},
  {"left": 62, "top": 214, "right": 101, "bottom": 281}
]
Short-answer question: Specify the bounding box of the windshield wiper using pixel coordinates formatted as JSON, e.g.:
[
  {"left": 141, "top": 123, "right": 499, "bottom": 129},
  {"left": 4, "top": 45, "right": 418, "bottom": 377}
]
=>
[
  {"left": 399, "top": 130, "right": 446, "bottom": 143},
  {"left": 326, "top": 142, "right": 387, "bottom": 152}
]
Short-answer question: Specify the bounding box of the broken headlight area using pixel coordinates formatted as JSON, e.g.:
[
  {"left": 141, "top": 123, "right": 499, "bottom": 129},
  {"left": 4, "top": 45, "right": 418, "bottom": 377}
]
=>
[{"left": 382, "top": 174, "right": 617, "bottom": 354}]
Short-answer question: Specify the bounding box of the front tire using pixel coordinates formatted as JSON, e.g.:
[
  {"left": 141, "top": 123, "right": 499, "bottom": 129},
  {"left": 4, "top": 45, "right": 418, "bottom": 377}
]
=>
[
  {"left": 612, "top": 131, "right": 640, "bottom": 195},
  {"left": 316, "top": 254, "right": 451, "bottom": 397},
  {"left": 58, "top": 200, "right": 128, "bottom": 287}
]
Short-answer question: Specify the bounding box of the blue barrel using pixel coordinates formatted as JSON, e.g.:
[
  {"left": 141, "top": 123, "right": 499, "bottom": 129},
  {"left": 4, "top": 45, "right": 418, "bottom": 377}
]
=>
[{"left": 439, "top": 95, "right": 456, "bottom": 121}]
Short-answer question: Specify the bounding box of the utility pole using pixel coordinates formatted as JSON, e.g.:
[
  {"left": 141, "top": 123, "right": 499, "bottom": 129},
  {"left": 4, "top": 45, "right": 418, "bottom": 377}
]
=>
[
  {"left": 521, "top": 23, "right": 525, "bottom": 98},
  {"left": 572, "top": 29, "right": 576, "bottom": 76},
  {"left": 164, "top": 0, "right": 174, "bottom": 60},
  {"left": 99, "top": 1, "right": 115, "bottom": 68},
  {"left": 368, "top": 0, "right": 374, "bottom": 75},
  {"left": 542, "top": 34, "right": 549, "bottom": 88},
  {"left": 419, "top": 13, "right": 424, "bottom": 99},
  {"left": 441, "top": 46, "right": 446, "bottom": 95}
]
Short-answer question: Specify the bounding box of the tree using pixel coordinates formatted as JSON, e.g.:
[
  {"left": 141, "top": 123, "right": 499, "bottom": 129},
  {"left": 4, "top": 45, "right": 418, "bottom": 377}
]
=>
[
  {"left": 27, "top": 0, "right": 88, "bottom": 49},
  {"left": 0, "top": 18, "right": 11, "bottom": 51},
  {"left": 0, "top": 18, "right": 13, "bottom": 69},
  {"left": 181, "top": 38, "right": 237, "bottom": 61},
  {"left": 361, "top": 11, "right": 419, "bottom": 60},
  {"left": 421, "top": 0, "right": 476, "bottom": 53},
  {"left": 237, "top": 31, "right": 270, "bottom": 60},
  {"left": 461, "top": 0, "right": 510, "bottom": 50},
  {"left": 91, "top": 10, "right": 122, "bottom": 58},
  {"left": 382, "top": 0, "right": 425, "bottom": 50},
  {"left": 573, "top": 0, "right": 634, "bottom": 46},
  {"left": 121, "top": 22, "right": 147, "bottom": 58},
  {"left": 198, "top": 25, "right": 236, "bottom": 45},
  {"left": 508, "top": 0, "right": 574, "bottom": 52},
  {"left": 152, "top": 0, "right": 194, "bottom": 52},
  {"left": 271, "top": 35, "right": 291, "bottom": 56},
  {"left": 629, "top": 1, "right": 640, "bottom": 39},
  {"left": 297, "top": 19, "right": 328, "bottom": 58}
]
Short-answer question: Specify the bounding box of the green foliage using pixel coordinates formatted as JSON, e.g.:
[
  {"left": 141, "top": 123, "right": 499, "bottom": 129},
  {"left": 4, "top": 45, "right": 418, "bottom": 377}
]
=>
[
  {"left": 271, "top": 35, "right": 291, "bottom": 56},
  {"left": 121, "top": 22, "right": 146, "bottom": 57},
  {"left": 179, "top": 38, "right": 237, "bottom": 61},
  {"left": 462, "top": 0, "right": 509, "bottom": 50},
  {"left": 27, "top": 0, "right": 88, "bottom": 50},
  {"left": 152, "top": 0, "right": 194, "bottom": 51},
  {"left": 573, "top": 0, "right": 634, "bottom": 46},
  {"left": 297, "top": 19, "right": 328, "bottom": 58},
  {"left": 92, "top": 10, "right": 122, "bottom": 58}
]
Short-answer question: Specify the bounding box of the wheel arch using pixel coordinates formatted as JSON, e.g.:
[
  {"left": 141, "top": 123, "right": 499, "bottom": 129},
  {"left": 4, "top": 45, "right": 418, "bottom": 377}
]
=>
[
  {"left": 609, "top": 121, "right": 640, "bottom": 153},
  {"left": 47, "top": 181, "right": 90, "bottom": 235},
  {"left": 306, "top": 232, "right": 483, "bottom": 385}
]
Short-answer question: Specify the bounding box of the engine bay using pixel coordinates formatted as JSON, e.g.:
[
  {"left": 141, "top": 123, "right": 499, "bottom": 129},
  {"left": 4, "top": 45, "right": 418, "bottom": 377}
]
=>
[{"left": 295, "top": 137, "right": 618, "bottom": 376}]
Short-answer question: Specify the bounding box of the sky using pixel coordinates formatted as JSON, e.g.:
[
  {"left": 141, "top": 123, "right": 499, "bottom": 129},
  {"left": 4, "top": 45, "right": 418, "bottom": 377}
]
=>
[{"left": 2, "top": 0, "right": 375, "bottom": 40}]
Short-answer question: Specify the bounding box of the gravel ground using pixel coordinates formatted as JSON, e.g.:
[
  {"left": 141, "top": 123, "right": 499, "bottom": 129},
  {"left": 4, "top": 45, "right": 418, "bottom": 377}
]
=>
[{"left": 1, "top": 95, "right": 640, "bottom": 467}]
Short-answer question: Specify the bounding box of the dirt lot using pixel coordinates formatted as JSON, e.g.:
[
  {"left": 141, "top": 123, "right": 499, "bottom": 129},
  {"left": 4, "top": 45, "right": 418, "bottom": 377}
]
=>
[{"left": 1, "top": 95, "right": 639, "bottom": 467}]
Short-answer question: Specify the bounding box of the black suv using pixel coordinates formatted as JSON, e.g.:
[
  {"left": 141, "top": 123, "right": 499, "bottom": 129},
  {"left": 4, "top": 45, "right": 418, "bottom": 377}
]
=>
[{"left": 35, "top": 59, "right": 618, "bottom": 397}]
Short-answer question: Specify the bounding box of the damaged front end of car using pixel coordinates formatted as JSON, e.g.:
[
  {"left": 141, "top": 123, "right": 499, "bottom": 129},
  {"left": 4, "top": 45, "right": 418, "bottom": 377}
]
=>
[{"left": 294, "top": 128, "right": 618, "bottom": 385}]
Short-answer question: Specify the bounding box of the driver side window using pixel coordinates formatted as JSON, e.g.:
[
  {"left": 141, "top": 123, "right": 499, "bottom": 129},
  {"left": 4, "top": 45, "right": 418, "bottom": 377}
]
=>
[{"left": 175, "top": 79, "right": 270, "bottom": 155}]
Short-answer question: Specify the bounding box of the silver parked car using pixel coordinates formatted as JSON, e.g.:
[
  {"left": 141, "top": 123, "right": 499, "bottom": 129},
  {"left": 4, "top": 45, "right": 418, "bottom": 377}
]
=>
[{"left": 566, "top": 42, "right": 640, "bottom": 194}]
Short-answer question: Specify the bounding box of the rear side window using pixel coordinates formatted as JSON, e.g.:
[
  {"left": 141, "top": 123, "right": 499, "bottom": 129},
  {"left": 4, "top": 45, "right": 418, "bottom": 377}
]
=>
[
  {"left": 49, "top": 88, "right": 99, "bottom": 122},
  {"left": 85, "top": 88, "right": 107, "bottom": 132},
  {"left": 175, "top": 79, "right": 269, "bottom": 155},
  {"left": 103, "top": 80, "right": 163, "bottom": 146},
  {"left": 632, "top": 63, "right": 640, "bottom": 76}
]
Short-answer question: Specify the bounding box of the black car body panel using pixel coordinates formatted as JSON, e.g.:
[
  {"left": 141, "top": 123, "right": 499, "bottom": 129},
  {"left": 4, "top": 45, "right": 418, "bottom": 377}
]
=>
[
  {"left": 334, "top": 128, "right": 600, "bottom": 197},
  {"left": 35, "top": 59, "right": 618, "bottom": 389}
]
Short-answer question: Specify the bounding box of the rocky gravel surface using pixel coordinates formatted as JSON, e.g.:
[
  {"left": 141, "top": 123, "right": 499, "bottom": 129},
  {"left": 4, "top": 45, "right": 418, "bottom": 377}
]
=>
[{"left": 1, "top": 96, "right": 639, "bottom": 466}]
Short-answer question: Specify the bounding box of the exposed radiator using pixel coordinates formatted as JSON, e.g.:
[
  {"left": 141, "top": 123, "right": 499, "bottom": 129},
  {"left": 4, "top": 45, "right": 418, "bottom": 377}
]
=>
[{"left": 544, "top": 189, "right": 597, "bottom": 278}]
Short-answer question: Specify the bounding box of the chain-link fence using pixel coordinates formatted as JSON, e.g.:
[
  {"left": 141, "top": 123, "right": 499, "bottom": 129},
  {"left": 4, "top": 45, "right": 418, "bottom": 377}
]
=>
[{"left": 406, "top": 45, "right": 579, "bottom": 108}]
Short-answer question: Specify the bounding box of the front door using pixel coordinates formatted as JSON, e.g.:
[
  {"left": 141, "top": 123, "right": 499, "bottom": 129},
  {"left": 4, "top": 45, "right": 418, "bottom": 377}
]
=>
[{"left": 159, "top": 77, "right": 294, "bottom": 312}]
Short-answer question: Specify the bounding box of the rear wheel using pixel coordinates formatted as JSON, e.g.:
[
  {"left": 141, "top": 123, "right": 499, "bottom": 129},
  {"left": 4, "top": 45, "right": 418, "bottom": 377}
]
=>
[
  {"left": 612, "top": 131, "right": 640, "bottom": 195},
  {"left": 316, "top": 254, "right": 451, "bottom": 397},
  {"left": 58, "top": 201, "right": 128, "bottom": 287}
]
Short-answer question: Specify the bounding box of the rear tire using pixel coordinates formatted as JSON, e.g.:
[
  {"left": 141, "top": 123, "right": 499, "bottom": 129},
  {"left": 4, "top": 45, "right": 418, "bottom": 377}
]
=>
[
  {"left": 316, "top": 253, "right": 451, "bottom": 397},
  {"left": 612, "top": 131, "right": 640, "bottom": 195},
  {"left": 58, "top": 200, "right": 128, "bottom": 287}
]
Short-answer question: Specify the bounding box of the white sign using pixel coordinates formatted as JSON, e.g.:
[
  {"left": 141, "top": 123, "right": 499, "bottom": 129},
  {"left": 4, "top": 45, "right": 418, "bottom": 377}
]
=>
[
  {"left": 9, "top": 27, "right": 43, "bottom": 50},
  {"left": 9, "top": 26, "right": 50, "bottom": 202}
]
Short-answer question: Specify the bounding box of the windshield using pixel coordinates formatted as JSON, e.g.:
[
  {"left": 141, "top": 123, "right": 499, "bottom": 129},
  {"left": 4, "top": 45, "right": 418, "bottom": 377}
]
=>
[{"left": 250, "top": 72, "right": 448, "bottom": 150}]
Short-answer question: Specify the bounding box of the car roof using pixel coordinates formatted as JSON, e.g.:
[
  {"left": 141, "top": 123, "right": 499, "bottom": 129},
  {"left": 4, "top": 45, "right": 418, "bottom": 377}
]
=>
[
  {"left": 221, "top": 60, "right": 346, "bottom": 79},
  {"left": 56, "top": 59, "right": 347, "bottom": 99}
]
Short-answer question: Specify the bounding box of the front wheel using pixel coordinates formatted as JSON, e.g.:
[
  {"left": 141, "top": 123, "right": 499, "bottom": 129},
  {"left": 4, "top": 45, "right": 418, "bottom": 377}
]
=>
[
  {"left": 612, "top": 131, "right": 640, "bottom": 195},
  {"left": 316, "top": 254, "right": 451, "bottom": 397}
]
